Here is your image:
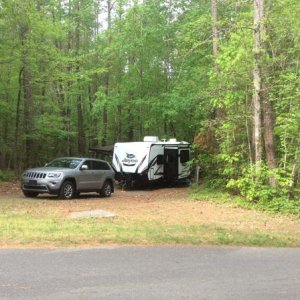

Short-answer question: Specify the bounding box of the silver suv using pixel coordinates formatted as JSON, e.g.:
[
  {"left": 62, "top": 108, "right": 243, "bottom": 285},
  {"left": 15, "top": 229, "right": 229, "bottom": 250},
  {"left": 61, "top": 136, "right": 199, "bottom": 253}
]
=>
[{"left": 21, "top": 157, "right": 115, "bottom": 199}]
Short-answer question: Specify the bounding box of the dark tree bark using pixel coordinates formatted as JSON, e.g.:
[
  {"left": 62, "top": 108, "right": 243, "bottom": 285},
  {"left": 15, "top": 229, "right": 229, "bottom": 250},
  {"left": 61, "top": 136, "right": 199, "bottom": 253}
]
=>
[
  {"left": 127, "top": 109, "right": 134, "bottom": 141},
  {"left": 259, "top": 1, "right": 277, "bottom": 185},
  {"left": 114, "top": 104, "right": 122, "bottom": 142},
  {"left": 22, "top": 66, "right": 34, "bottom": 167},
  {"left": 262, "top": 84, "right": 277, "bottom": 186},
  {"left": 14, "top": 67, "right": 24, "bottom": 170},
  {"left": 252, "top": 0, "right": 277, "bottom": 184}
]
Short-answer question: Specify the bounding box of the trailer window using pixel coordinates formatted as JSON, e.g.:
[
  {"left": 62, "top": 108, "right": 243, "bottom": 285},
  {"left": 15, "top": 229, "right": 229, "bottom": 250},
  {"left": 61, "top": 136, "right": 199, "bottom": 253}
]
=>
[{"left": 180, "top": 150, "right": 189, "bottom": 163}]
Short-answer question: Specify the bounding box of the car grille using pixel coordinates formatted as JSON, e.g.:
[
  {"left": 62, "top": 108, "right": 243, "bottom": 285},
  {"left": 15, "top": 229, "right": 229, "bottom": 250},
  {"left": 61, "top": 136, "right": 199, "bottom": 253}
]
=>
[
  {"left": 23, "top": 184, "right": 49, "bottom": 192},
  {"left": 24, "top": 172, "right": 47, "bottom": 179}
]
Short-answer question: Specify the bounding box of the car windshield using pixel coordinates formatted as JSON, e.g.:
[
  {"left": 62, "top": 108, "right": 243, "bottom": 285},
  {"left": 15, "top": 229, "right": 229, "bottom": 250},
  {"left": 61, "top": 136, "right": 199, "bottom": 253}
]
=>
[{"left": 47, "top": 158, "right": 82, "bottom": 169}]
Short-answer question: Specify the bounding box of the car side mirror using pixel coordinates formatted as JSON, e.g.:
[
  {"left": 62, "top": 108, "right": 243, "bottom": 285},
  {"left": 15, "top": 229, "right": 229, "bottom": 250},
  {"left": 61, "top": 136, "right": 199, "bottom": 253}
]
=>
[{"left": 81, "top": 164, "right": 88, "bottom": 170}]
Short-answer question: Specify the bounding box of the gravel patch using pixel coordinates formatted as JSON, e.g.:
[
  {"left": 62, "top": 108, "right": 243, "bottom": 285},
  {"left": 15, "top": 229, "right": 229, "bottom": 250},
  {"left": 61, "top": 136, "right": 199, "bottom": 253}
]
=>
[{"left": 69, "top": 209, "right": 116, "bottom": 219}]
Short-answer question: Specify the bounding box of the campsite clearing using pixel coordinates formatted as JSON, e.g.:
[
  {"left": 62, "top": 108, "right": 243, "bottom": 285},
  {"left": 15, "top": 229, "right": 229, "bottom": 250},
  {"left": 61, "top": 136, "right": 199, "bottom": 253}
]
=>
[{"left": 0, "top": 182, "right": 299, "bottom": 248}]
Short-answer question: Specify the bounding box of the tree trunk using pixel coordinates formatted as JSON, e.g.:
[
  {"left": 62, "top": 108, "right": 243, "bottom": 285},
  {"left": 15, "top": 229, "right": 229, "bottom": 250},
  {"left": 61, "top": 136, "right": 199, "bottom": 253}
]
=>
[
  {"left": 102, "top": 0, "right": 113, "bottom": 146},
  {"left": 23, "top": 66, "right": 34, "bottom": 167},
  {"left": 77, "top": 90, "right": 85, "bottom": 154},
  {"left": 211, "top": 0, "right": 224, "bottom": 122},
  {"left": 14, "top": 67, "right": 24, "bottom": 171},
  {"left": 20, "top": 25, "right": 34, "bottom": 168},
  {"left": 115, "top": 104, "right": 122, "bottom": 142},
  {"left": 259, "top": 0, "right": 277, "bottom": 185},
  {"left": 252, "top": 0, "right": 263, "bottom": 167},
  {"left": 262, "top": 83, "right": 276, "bottom": 185},
  {"left": 127, "top": 108, "right": 134, "bottom": 141},
  {"left": 211, "top": 0, "right": 218, "bottom": 63},
  {"left": 75, "top": 1, "right": 85, "bottom": 154}
]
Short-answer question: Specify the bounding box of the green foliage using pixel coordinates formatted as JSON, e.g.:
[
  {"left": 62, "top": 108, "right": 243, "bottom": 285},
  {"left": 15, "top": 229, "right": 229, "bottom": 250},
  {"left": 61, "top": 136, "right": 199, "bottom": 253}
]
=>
[
  {"left": 192, "top": 184, "right": 300, "bottom": 216},
  {"left": 0, "top": 170, "right": 16, "bottom": 182},
  {"left": 225, "top": 164, "right": 300, "bottom": 214}
]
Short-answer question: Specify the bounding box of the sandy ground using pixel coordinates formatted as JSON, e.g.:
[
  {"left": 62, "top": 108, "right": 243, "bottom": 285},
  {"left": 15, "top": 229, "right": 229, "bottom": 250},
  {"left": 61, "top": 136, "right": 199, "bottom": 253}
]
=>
[{"left": 0, "top": 182, "right": 299, "bottom": 237}]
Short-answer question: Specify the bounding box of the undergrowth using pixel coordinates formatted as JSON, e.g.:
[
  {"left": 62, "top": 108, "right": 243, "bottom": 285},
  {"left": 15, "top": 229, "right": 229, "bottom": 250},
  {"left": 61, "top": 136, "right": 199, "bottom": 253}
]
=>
[
  {"left": 0, "top": 170, "right": 16, "bottom": 182},
  {"left": 191, "top": 184, "right": 300, "bottom": 216}
]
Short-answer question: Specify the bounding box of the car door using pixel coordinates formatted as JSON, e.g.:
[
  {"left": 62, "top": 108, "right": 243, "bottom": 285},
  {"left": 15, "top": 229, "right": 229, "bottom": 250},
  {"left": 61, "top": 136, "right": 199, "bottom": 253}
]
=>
[
  {"left": 77, "top": 160, "right": 98, "bottom": 191},
  {"left": 92, "top": 160, "right": 108, "bottom": 189}
]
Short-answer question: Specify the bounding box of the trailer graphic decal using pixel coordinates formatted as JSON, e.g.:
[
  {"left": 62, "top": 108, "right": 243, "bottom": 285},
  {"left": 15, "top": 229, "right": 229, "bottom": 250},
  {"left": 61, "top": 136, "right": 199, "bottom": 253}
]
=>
[
  {"left": 122, "top": 153, "right": 138, "bottom": 166},
  {"left": 135, "top": 155, "right": 147, "bottom": 173},
  {"left": 114, "top": 154, "right": 123, "bottom": 173}
]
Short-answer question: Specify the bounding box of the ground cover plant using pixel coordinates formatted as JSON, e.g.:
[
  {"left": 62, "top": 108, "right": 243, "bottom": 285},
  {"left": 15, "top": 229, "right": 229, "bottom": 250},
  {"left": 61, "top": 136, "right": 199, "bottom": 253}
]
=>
[{"left": 191, "top": 185, "right": 300, "bottom": 216}]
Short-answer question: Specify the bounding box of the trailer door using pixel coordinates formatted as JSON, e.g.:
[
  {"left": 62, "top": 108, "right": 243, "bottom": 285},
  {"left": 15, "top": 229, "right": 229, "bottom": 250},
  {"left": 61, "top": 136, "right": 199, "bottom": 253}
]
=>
[{"left": 164, "top": 148, "right": 178, "bottom": 181}]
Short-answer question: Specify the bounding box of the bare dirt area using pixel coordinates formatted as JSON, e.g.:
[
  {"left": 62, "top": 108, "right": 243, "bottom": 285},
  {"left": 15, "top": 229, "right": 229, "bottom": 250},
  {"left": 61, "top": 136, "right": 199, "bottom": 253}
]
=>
[
  {"left": 1, "top": 181, "right": 299, "bottom": 239},
  {"left": 0, "top": 182, "right": 20, "bottom": 197}
]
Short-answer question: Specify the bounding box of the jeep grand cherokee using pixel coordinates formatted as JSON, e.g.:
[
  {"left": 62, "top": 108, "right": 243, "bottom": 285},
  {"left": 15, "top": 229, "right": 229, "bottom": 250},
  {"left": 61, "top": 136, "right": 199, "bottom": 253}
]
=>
[{"left": 21, "top": 157, "right": 115, "bottom": 199}]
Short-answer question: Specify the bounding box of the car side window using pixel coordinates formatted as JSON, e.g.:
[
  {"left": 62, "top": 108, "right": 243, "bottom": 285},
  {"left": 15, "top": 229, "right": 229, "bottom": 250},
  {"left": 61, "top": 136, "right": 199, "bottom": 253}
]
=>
[
  {"left": 83, "top": 160, "right": 93, "bottom": 170},
  {"left": 92, "top": 160, "right": 110, "bottom": 170}
]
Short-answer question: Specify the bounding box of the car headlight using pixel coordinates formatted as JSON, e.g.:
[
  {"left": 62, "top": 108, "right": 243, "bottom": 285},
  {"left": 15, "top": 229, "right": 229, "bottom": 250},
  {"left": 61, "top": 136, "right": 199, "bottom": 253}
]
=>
[{"left": 47, "top": 172, "right": 62, "bottom": 178}]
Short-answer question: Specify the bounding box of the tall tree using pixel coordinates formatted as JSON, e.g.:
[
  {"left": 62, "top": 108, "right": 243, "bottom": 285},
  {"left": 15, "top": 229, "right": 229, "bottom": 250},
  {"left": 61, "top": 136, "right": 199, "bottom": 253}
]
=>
[
  {"left": 211, "top": 0, "right": 218, "bottom": 65},
  {"left": 260, "top": 0, "right": 276, "bottom": 185},
  {"left": 252, "top": 0, "right": 263, "bottom": 167},
  {"left": 75, "top": 0, "right": 85, "bottom": 154},
  {"left": 102, "top": 0, "right": 113, "bottom": 145}
]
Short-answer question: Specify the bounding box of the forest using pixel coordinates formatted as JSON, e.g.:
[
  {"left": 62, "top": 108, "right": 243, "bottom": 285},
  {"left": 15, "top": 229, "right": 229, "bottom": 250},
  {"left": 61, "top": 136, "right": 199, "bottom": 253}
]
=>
[{"left": 0, "top": 0, "right": 300, "bottom": 205}]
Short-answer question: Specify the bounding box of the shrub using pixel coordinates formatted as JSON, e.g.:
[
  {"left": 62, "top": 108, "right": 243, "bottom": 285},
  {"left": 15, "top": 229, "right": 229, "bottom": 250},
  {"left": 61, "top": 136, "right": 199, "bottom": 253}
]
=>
[{"left": 225, "top": 164, "right": 300, "bottom": 214}]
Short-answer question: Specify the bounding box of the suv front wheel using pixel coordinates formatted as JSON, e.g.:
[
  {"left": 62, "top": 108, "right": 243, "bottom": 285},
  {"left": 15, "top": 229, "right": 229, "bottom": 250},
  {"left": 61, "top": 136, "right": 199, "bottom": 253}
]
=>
[{"left": 59, "top": 181, "right": 75, "bottom": 199}]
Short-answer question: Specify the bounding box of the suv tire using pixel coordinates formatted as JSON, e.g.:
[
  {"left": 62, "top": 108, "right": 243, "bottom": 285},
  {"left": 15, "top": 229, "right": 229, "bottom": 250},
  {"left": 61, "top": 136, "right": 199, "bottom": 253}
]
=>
[
  {"left": 59, "top": 181, "right": 75, "bottom": 199},
  {"left": 100, "top": 181, "right": 112, "bottom": 197}
]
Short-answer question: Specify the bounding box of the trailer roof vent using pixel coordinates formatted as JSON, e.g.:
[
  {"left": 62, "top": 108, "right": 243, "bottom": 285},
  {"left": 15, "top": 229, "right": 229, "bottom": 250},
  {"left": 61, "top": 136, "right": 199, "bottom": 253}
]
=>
[
  {"left": 144, "top": 136, "right": 160, "bottom": 142},
  {"left": 169, "top": 138, "right": 177, "bottom": 143}
]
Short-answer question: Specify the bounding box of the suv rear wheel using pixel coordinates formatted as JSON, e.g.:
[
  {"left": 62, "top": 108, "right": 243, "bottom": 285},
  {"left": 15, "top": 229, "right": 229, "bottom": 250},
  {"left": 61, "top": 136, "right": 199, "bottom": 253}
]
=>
[
  {"left": 59, "top": 181, "right": 75, "bottom": 199},
  {"left": 100, "top": 181, "right": 112, "bottom": 197}
]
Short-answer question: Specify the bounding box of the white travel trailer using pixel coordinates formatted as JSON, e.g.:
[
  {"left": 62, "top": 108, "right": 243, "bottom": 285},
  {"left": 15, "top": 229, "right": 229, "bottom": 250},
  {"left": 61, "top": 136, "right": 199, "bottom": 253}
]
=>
[{"left": 112, "top": 136, "right": 190, "bottom": 186}]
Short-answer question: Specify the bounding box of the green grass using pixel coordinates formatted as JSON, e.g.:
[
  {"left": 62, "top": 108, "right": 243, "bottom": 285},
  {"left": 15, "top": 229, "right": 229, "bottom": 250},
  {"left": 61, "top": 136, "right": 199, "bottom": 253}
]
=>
[{"left": 0, "top": 209, "right": 298, "bottom": 247}]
